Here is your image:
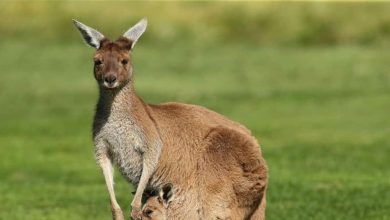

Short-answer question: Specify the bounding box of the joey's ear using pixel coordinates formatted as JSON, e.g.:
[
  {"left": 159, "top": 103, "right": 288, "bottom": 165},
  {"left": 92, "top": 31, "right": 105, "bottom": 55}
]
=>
[
  {"left": 122, "top": 18, "right": 147, "bottom": 50},
  {"left": 159, "top": 183, "right": 174, "bottom": 208},
  {"left": 72, "top": 19, "right": 105, "bottom": 49}
]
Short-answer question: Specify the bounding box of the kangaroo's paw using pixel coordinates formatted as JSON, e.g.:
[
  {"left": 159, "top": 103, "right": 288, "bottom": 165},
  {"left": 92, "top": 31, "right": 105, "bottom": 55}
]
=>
[{"left": 131, "top": 206, "right": 142, "bottom": 220}]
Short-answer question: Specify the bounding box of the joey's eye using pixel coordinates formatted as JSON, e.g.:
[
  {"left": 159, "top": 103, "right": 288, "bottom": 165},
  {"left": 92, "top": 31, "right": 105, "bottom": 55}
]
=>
[
  {"left": 121, "top": 59, "right": 128, "bottom": 65},
  {"left": 94, "top": 60, "right": 103, "bottom": 66},
  {"left": 144, "top": 209, "right": 153, "bottom": 217}
]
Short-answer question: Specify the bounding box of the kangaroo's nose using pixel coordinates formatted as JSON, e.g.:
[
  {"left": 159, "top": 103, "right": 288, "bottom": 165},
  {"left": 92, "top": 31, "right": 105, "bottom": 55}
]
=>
[{"left": 104, "top": 74, "right": 117, "bottom": 84}]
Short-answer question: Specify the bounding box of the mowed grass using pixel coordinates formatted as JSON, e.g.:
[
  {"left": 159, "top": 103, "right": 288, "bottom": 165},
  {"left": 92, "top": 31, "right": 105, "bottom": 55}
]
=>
[{"left": 0, "top": 40, "right": 389, "bottom": 220}]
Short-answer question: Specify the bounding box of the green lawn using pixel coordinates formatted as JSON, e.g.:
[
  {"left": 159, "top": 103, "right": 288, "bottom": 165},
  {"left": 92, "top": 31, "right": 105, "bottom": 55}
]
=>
[{"left": 0, "top": 40, "right": 389, "bottom": 220}]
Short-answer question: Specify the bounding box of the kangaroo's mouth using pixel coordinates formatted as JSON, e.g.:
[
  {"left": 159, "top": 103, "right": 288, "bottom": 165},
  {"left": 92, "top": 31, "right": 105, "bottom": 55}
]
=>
[{"left": 103, "top": 81, "right": 119, "bottom": 89}]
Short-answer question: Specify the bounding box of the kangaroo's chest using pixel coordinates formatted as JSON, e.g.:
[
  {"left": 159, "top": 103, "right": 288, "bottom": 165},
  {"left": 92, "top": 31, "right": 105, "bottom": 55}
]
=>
[{"left": 95, "top": 115, "right": 146, "bottom": 184}]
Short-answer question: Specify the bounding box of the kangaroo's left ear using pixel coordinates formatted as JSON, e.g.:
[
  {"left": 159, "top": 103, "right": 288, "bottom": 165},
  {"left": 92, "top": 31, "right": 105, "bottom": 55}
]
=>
[
  {"left": 72, "top": 19, "right": 105, "bottom": 49},
  {"left": 123, "top": 18, "right": 148, "bottom": 50},
  {"left": 159, "top": 183, "right": 174, "bottom": 208}
]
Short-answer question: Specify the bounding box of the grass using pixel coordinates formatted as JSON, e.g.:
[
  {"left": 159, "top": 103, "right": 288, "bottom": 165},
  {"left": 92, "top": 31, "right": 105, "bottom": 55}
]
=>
[
  {"left": 0, "top": 38, "right": 389, "bottom": 220},
  {"left": 1, "top": 3, "right": 390, "bottom": 218}
]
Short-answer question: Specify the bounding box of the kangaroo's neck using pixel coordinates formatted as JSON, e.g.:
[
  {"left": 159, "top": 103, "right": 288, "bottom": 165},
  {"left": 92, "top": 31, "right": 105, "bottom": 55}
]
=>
[
  {"left": 97, "top": 83, "right": 141, "bottom": 117},
  {"left": 94, "top": 82, "right": 160, "bottom": 143}
]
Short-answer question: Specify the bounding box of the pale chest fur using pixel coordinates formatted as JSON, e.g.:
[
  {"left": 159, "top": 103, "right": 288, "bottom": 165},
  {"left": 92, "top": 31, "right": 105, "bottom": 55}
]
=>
[{"left": 94, "top": 113, "right": 146, "bottom": 184}]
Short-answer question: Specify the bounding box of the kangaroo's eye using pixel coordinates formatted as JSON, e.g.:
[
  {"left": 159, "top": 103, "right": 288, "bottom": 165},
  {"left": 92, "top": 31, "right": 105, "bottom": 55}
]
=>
[
  {"left": 94, "top": 60, "right": 103, "bottom": 66},
  {"left": 121, "top": 59, "right": 128, "bottom": 65}
]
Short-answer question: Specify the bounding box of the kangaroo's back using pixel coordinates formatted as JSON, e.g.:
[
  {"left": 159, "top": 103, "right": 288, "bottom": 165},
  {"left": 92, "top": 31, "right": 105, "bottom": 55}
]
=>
[{"left": 147, "top": 102, "right": 268, "bottom": 219}]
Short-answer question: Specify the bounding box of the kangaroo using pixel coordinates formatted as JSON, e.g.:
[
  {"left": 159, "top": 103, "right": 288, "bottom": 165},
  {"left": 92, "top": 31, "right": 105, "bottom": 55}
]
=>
[
  {"left": 141, "top": 184, "right": 174, "bottom": 220},
  {"left": 73, "top": 18, "right": 268, "bottom": 220}
]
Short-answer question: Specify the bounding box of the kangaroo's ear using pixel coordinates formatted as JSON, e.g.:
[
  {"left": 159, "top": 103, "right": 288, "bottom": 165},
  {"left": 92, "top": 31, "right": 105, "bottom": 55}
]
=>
[
  {"left": 122, "top": 18, "right": 147, "bottom": 50},
  {"left": 159, "top": 183, "right": 174, "bottom": 208},
  {"left": 72, "top": 19, "right": 105, "bottom": 49}
]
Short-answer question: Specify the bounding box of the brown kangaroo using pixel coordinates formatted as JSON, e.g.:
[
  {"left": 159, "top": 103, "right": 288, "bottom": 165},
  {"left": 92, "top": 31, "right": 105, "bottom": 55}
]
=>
[{"left": 73, "top": 18, "right": 268, "bottom": 220}]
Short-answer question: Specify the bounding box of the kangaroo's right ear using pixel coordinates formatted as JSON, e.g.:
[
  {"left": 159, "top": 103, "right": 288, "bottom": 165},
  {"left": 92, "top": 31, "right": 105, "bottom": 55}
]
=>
[{"left": 72, "top": 19, "right": 105, "bottom": 49}]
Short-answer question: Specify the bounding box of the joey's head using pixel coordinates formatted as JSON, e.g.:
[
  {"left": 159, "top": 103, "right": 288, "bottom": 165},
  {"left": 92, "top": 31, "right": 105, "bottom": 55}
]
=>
[
  {"left": 73, "top": 18, "right": 147, "bottom": 90},
  {"left": 141, "top": 184, "right": 174, "bottom": 220}
]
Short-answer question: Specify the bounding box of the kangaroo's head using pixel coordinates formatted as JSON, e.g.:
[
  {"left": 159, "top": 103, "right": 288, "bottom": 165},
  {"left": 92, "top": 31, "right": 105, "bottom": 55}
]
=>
[
  {"left": 141, "top": 184, "right": 174, "bottom": 220},
  {"left": 73, "top": 18, "right": 147, "bottom": 90}
]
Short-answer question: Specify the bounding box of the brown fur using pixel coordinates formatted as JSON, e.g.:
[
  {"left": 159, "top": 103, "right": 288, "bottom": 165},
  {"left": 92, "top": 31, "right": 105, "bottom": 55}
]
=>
[
  {"left": 80, "top": 32, "right": 267, "bottom": 219},
  {"left": 142, "top": 196, "right": 168, "bottom": 220},
  {"left": 147, "top": 104, "right": 268, "bottom": 220},
  {"left": 92, "top": 38, "right": 133, "bottom": 90},
  {"left": 141, "top": 184, "right": 173, "bottom": 220}
]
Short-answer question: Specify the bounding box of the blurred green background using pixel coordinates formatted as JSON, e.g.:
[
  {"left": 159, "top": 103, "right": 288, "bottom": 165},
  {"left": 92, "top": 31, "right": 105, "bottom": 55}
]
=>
[{"left": 0, "top": 2, "right": 389, "bottom": 220}]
